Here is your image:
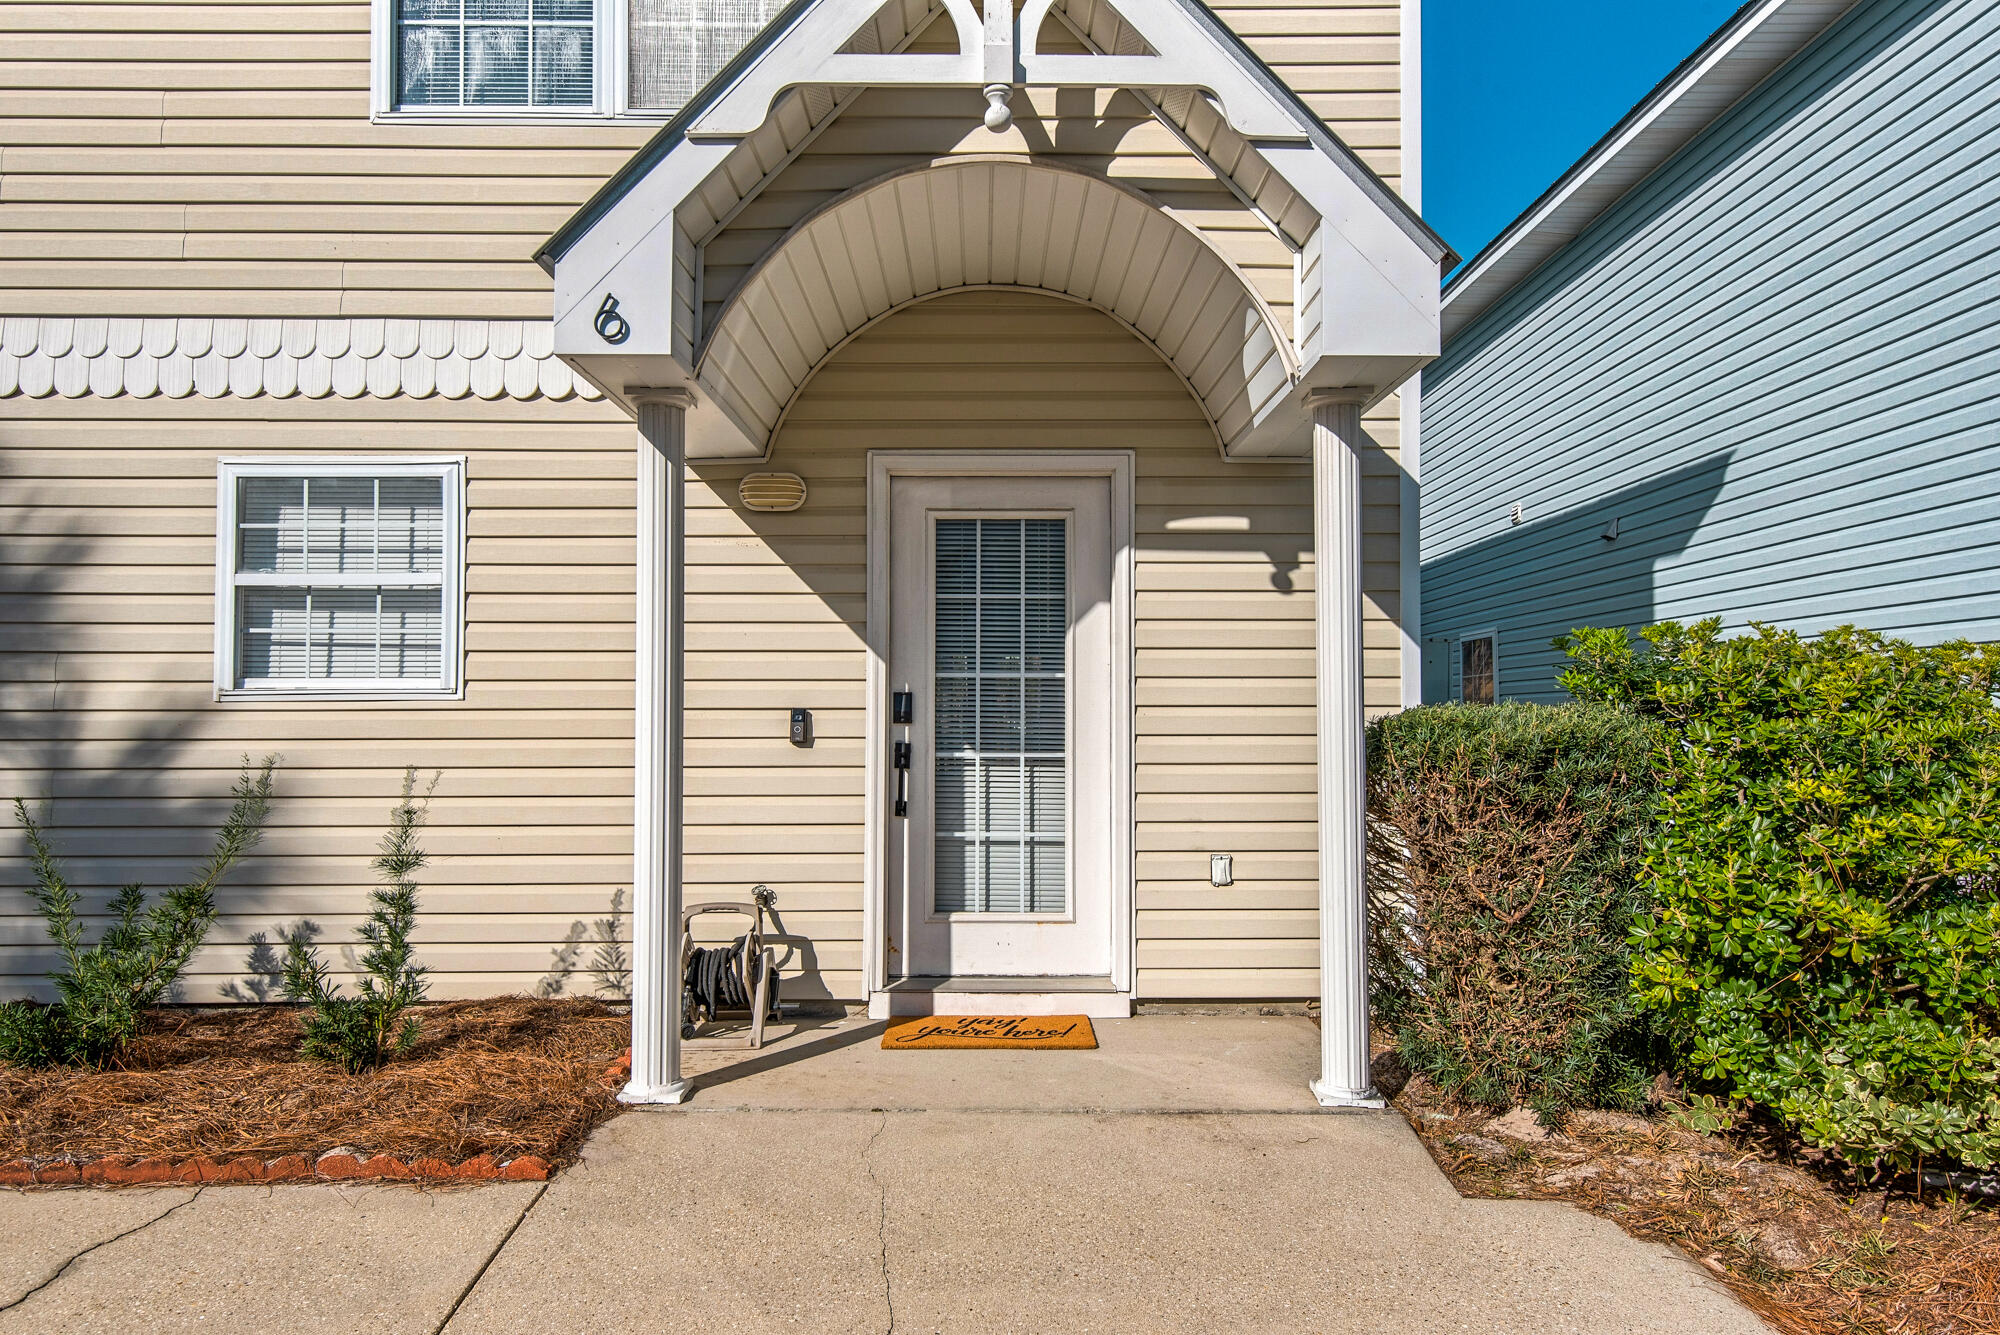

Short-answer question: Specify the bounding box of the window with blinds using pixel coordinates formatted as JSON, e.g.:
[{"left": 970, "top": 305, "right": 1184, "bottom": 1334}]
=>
[
  {"left": 218, "top": 461, "right": 464, "bottom": 696},
  {"left": 625, "top": 0, "right": 790, "bottom": 111},
  {"left": 396, "top": 0, "right": 595, "bottom": 109},
  {"left": 384, "top": 0, "right": 792, "bottom": 114},
  {"left": 933, "top": 519, "right": 1069, "bottom": 916}
]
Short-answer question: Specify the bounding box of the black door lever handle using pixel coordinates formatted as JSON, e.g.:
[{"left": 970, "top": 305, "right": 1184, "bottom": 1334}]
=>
[{"left": 893, "top": 740, "right": 911, "bottom": 817}]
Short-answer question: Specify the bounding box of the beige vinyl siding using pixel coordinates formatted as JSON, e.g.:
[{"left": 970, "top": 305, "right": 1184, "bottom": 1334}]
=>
[
  {"left": 0, "top": 0, "right": 653, "bottom": 317},
  {"left": 1211, "top": 0, "right": 1403, "bottom": 188},
  {"left": 3, "top": 0, "right": 1413, "bottom": 1004},
  {"left": 0, "top": 0, "right": 1398, "bottom": 315},
  {"left": 1, "top": 304, "right": 1405, "bottom": 1007},
  {"left": 686, "top": 289, "right": 1403, "bottom": 1000},
  {"left": 0, "top": 389, "right": 643, "bottom": 1001}
]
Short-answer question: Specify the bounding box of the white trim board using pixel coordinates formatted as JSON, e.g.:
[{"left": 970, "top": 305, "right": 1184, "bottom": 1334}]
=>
[
  {"left": 863, "top": 450, "right": 1136, "bottom": 1019},
  {"left": 212, "top": 455, "right": 469, "bottom": 702},
  {"left": 0, "top": 317, "right": 604, "bottom": 403}
]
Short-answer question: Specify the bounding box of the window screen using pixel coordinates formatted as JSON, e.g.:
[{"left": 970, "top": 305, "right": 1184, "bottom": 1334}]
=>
[
  {"left": 933, "top": 519, "right": 1068, "bottom": 916},
  {"left": 1460, "top": 635, "right": 1495, "bottom": 705},
  {"left": 626, "top": 0, "right": 789, "bottom": 111},
  {"left": 222, "top": 464, "right": 462, "bottom": 694},
  {"left": 397, "top": 0, "right": 595, "bottom": 108}
]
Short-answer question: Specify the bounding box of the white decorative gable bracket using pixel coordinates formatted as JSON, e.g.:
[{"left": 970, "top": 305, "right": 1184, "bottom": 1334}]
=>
[
  {"left": 690, "top": 0, "right": 1308, "bottom": 140},
  {"left": 539, "top": 0, "right": 1453, "bottom": 459}
]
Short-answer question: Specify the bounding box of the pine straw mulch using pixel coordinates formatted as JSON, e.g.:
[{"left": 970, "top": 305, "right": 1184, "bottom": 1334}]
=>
[
  {"left": 0, "top": 998, "right": 631, "bottom": 1168},
  {"left": 1390, "top": 1065, "right": 2000, "bottom": 1335}
]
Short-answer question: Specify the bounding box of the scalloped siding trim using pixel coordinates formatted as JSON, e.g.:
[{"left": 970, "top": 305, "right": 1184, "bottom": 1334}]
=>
[{"left": 0, "top": 317, "right": 604, "bottom": 402}]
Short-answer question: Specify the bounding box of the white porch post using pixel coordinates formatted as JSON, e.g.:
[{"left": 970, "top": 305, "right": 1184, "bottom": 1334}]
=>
[
  {"left": 624, "top": 389, "right": 695, "bottom": 1106},
  {"left": 1307, "top": 389, "right": 1384, "bottom": 1110}
]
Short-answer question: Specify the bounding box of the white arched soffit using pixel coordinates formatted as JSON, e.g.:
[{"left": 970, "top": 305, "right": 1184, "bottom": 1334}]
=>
[{"left": 692, "top": 157, "right": 1296, "bottom": 461}]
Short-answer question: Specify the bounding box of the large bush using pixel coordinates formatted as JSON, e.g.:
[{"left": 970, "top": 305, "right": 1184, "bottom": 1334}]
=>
[
  {"left": 1368, "top": 702, "right": 1659, "bottom": 1116},
  {"left": 1561, "top": 622, "right": 2000, "bottom": 1172}
]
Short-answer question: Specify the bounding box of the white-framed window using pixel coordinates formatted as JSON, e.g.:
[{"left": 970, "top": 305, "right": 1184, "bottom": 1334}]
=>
[
  {"left": 1459, "top": 632, "right": 1497, "bottom": 705},
  {"left": 370, "top": 0, "right": 790, "bottom": 120},
  {"left": 214, "top": 458, "right": 467, "bottom": 700}
]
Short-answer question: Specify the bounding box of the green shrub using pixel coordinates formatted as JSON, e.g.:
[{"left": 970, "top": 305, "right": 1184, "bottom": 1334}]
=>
[
  {"left": 1559, "top": 622, "right": 2000, "bottom": 1173},
  {"left": 2, "top": 757, "right": 277, "bottom": 1068},
  {"left": 1367, "top": 702, "right": 1660, "bottom": 1116},
  {"left": 282, "top": 768, "right": 436, "bottom": 1074}
]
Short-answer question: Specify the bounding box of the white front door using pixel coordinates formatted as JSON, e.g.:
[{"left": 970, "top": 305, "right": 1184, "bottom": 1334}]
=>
[{"left": 884, "top": 470, "right": 1118, "bottom": 983}]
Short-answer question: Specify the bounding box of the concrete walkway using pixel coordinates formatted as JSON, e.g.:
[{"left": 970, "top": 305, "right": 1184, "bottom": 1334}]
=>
[{"left": 0, "top": 1016, "right": 1766, "bottom": 1334}]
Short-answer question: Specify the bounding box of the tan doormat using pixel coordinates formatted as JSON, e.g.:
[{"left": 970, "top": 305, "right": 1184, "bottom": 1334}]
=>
[{"left": 880, "top": 1015, "right": 1097, "bottom": 1050}]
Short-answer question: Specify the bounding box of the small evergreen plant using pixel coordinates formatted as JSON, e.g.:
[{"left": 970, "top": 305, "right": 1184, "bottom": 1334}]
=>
[
  {"left": 1560, "top": 622, "right": 2000, "bottom": 1173},
  {"left": 1, "top": 757, "right": 277, "bottom": 1068},
  {"left": 282, "top": 768, "right": 437, "bottom": 1073}
]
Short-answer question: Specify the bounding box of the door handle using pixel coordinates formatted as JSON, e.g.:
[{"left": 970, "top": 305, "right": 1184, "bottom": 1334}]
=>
[{"left": 893, "top": 740, "right": 910, "bottom": 818}]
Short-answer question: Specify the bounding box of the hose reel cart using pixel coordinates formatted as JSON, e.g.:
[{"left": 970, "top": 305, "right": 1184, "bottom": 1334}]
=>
[{"left": 679, "top": 884, "right": 781, "bottom": 1050}]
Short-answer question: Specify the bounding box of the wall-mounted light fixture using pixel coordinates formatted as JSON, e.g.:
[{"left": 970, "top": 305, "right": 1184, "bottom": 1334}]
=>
[{"left": 740, "top": 472, "right": 807, "bottom": 512}]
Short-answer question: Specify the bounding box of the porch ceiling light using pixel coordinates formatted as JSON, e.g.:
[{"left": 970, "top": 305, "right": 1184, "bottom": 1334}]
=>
[{"left": 740, "top": 472, "right": 807, "bottom": 512}]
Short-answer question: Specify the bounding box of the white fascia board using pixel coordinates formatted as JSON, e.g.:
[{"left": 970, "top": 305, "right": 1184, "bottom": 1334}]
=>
[
  {"left": 553, "top": 139, "right": 737, "bottom": 363},
  {"left": 1261, "top": 142, "right": 1440, "bottom": 380}
]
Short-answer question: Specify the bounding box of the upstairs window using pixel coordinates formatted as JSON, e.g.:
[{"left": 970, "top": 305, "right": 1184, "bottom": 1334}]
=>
[
  {"left": 380, "top": 0, "right": 790, "bottom": 116},
  {"left": 1459, "top": 634, "right": 1496, "bottom": 705},
  {"left": 216, "top": 459, "right": 465, "bottom": 698},
  {"left": 397, "top": 0, "right": 596, "bottom": 109}
]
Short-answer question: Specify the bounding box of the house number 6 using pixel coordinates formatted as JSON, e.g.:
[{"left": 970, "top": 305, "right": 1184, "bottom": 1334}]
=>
[{"left": 595, "top": 293, "right": 631, "bottom": 345}]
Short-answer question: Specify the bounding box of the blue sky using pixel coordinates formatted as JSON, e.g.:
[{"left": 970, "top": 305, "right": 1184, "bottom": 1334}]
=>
[{"left": 1424, "top": 1, "right": 1746, "bottom": 272}]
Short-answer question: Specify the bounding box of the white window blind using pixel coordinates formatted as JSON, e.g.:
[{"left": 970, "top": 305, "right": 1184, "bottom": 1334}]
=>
[
  {"left": 933, "top": 519, "right": 1068, "bottom": 916},
  {"left": 218, "top": 460, "right": 464, "bottom": 697},
  {"left": 626, "top": 0, "right": 789, "bottom": 111},
  {"left": 381, "top": 0, "right": 790, "bottom": 115},
  {"left": 396, "top": 0, "right": 595, "bottom": 108}
]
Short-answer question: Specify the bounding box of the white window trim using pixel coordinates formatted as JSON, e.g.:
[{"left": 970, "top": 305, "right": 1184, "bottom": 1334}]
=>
[
  {"left": 213, "top": 456, "right": 468, "bottom": 702},
  {"left": 369, "top": 0, "right": 678, "bottom": 122},
  {"left": 1457, "top": 628, "right": 1498, "bottom": 704}
]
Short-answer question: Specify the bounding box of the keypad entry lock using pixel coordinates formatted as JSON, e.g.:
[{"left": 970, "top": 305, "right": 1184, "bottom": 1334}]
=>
[{"left": 893, "top": 741, "right": 911, "bottom": 817}]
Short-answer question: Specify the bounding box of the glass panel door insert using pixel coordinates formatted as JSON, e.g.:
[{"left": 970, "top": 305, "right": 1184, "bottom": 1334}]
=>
[{"left": 932, "top": 517, "right": 1067, "bottom": 915}]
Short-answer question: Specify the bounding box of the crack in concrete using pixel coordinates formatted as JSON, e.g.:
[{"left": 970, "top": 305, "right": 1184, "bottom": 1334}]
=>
[
  {"left": 0, "top": 1187, "right": 205, "bottom": 1314},
  {"left": 432, "top": 1180, "right": 549, "bottom": 1335},
  {"left": 862, "top": 1113, "right": 895, "bottom": 1335}
]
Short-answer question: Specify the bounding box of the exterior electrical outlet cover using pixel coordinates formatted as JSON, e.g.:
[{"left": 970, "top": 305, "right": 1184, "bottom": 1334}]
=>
[
  {"left": 1211, "top": 854, "right": 1233, "bottom": 887},
  {"left": 740, "top": 472, "right": 807, "bottom": 511}
]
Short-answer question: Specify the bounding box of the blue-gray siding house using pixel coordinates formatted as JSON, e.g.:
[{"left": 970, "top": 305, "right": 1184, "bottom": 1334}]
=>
[{"left": 1418, "top": 0, "right": 2000, "bottom": 703}]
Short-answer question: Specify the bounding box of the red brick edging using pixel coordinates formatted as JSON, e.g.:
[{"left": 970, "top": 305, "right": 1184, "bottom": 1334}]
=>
[{"left": 0, "top": 1149, "right": 553, "bottom": 1189}]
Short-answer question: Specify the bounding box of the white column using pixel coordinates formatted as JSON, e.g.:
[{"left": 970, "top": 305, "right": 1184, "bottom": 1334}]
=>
[
  {"left": 624, "top": 389, "right": 695, "bottom": 1106},
  {"left": 1307, "top": 389, "right": 1383, "bottom": 1110}
]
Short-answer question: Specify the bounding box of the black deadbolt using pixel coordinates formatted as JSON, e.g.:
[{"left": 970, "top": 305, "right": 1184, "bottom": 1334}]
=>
[{"left": 892, "top": 690, "right": 914, "bottom": 725}]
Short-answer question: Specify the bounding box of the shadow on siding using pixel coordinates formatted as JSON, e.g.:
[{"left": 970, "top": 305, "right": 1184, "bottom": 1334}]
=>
[{"left": 1421, "top": 450, "right": 1733, "bottom": 702}]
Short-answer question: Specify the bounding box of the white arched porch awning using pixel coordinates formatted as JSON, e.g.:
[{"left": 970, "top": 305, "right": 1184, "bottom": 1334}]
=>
[
  {"left": 694, "top": 158, "right": 1294, "bottom": 459},
  {"left": 541, "top": 0, "right": 1452, "bottom": 1112}
]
